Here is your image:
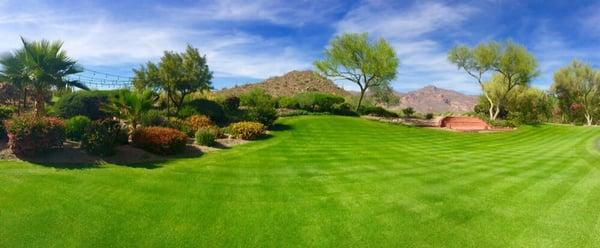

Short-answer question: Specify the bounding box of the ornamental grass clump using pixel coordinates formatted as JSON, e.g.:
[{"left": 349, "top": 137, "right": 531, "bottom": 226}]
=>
[{"left": 195, "top": 128, "right": 216, "bottom": 146}]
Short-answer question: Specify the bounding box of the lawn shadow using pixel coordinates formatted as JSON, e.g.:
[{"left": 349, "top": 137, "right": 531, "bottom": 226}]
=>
[
  {"left": 270, "top": 123, "right": 293, "bottom": 131},
  {"left": 15, "top": 143, "right": 205, "bottom": 170},
  {"left": 255, "top": 133, "right": 275, "bottom": 141}
]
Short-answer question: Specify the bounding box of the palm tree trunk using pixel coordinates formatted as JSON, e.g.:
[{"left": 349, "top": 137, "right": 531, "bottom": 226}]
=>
[{"left": 34, "top": 88, "right": 45, "bottom": 116}]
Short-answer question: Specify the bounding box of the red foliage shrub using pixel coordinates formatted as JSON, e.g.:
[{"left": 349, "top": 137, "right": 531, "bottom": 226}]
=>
[
  {"left": 5, "top": 114, "right": 66, "bottom": 156},
  {"left": 184, "top": 115, "right": 213, "bottom": 132},
  {"left": 131, "top": 126, "right": 187, "bottom": 155}
]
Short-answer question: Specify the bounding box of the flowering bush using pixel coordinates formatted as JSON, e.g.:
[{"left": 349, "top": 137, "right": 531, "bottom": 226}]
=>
[
  {"left": 5, "top": 114, "right": 66, "bottom": 156},
  {"left": 185, "top": 115, "right": 213, "bottom": 131},
  {"left": 225, "top": 121, "right": 266, "bottom": 140},
  {"left": 81, "top": 119, "right": 121, "bottom": 156},
  {"left": 131, "top": 127, "right": 187, "bottom": 155}
]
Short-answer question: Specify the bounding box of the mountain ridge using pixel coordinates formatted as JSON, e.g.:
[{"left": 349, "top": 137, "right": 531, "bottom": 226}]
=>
[
  {"left": 218, "top": 71, "right": 477, "bottom": 113},
  {"left": 391, "top": 85, "right": 477, "bottom": 113}
]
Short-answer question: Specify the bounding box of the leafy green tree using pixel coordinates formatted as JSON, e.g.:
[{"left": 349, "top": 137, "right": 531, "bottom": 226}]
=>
[
  {"left": 0, "top": 38, "right": 86, "bottom": 116},
  {"left": 0, "top": 50, "right": 29, "bottom": 113},
  {"left": 239, "top": 88, "right": 273, "bottom": 107},
  {"left": 133, "top": 45, "right": 212, "bottom": 114},
  {"left": 369, "top": 82, "right": 399, "bottom": 107},
  {"left": 103, "top": 89, "right": 155, "bottom": 131},
  {"left": 476, "top": 75, "right": 552, "bottom": 124},
  {"left": 448, "top": 40, "right": 538, "bottom": 120},
  {"left": 551, "top": 60, "right": 600, "bottom": 126},
  {"left": 314, "top": 33, "right": 399, "bottom": 111}
]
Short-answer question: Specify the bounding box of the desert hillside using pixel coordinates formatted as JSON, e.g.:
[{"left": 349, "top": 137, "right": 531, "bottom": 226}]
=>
[
  {"left": 219, "top": 70, "right": 352, "bottom": 97},
  {"left": 392, "top": 85, "right": 477, "bottom": 114}
]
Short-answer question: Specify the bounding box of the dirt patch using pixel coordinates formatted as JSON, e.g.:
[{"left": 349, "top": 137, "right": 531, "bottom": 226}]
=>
[{"left": 0, "top": 138, "right": 248, "bottom": 167}]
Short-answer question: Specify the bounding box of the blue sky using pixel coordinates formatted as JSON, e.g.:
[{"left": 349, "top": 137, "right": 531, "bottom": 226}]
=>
[{"left": 0, "top": 0, "right": 598, "bottom": 94}]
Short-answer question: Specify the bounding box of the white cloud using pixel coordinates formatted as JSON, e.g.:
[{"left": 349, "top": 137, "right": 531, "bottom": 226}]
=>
[
  {"left": 0, "top": 0, "right": 313, "bottom": 81},
  {"left": 156, "top": 0, "right": 344, "bottom": 26},
  {"left": 580, "top": 2, "right": 600, "bottom": 36},
  {"left": 334, "top": 1, "right": 480, "bottom": 93},
  {"left": 529, "top": 24, "right": 600, "bottom": 89},
  {"left": 337, "top": 1, "right": 474, "bottom": 38}
]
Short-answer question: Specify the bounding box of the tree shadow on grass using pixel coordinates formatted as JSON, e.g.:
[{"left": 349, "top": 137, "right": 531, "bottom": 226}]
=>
[
  {"left": 255, "top": 133, "right": 276, "bottom": 141},
  {"left": 270, "top": 123, "right": 293, "bottom": 131}
]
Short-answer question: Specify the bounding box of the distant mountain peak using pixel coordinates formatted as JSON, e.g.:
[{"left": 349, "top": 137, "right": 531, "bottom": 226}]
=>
[
  {"left": 219, "top": 70, "right": 351, "bottom": 97},
  {"left": 392, "top": 85, "right": 477, "bottom": 114}
]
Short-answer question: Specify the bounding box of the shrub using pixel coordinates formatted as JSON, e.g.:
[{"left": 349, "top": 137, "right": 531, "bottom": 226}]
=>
[
  {"left": 5, "top": 114, "right": 66, "bottom": 156},
  {"left": 278, "top": 109, "right": 311, "bottom": 117},
  {"left": 223, "top": 96, "right": 240, "bottom": 111},
  {"left": 226, "top": 121, "right": 266, "bottom": 140},
  {"left": 332, "top": 102, "right": 358, "bottom": 116},
  {"left": 140, "top": 109, "right": 168, "bottom": 127},
  {"left": 0, "top": 106, "right": 15, "bottom": 120},
  {"left": 425, "top": 113, "right": 434, "bottom": 120},
  {"left": 116, "top": 127, "right": 129, "bottom": 145},
  {"left": 65, "top": 115, "right": 91, "bottom": 141},
  {"left": 81, "top": 119, "right": 121, "bottom": 156},
  {"left": 295, "top": 92, "right": 345, "bottom": 112},
  {"left": 359, "top": 106, "right": 399, "bottom": 118},
  {"left": 195, "top": 128, "right": 216, "bottom": 146},
  {"left": 185, "top": 115, "right": 213, "bottom": 131},
  {"left": 177, "top": 105, "right": 198, "bottom": 119},
  {"left": 488, "top": 119, "right": 517, "bottom": 128},
  {"left": 54, "top": 90, "right": 114, "bottom": 120},
  {"left": 0, "top": 106, "right": 15, "bottom": 139},
  {"left": 240, "top": 88, "right": 273, "bottom": 107},
  {"left": 45, "top": 117, "right": 66, "bottom": 148},
  {"left": 246, "top": 105, "right": 278, "bottom": 127},
  {"left": 131, "top": 127, "right": 187, "bottom": 155},
  {"left": 277, "top": 96, "right": 299, "bottom": 109},
  {"left": 165, "top": 117, "right": 193, "bottom": 136},
  {"left": 402, "top": 107, "right": 415, "bottom": 118},
  {"left": 181, "top": 99, "right": 226, "bottom": 124}
]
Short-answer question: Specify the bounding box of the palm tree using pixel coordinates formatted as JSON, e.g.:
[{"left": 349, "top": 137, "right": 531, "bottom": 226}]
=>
[
  {"left": 0, "top": 49, "right": 29, "bottom": 113},
  {"left": 19, "top": 37, "right": 87, "bottom": 115},
  {"left": 103, "top": 89, "right": 155, "bottom": 132}
]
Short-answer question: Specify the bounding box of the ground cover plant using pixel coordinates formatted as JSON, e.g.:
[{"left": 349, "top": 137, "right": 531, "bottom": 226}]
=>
[{"left": 1, "top": 115, "right": 599, "bottom": 247}]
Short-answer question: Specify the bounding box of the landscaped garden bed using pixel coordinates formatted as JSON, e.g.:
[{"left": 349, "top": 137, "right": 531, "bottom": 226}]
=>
[{"left": 0, "top": 137, "right": 249, "bottom": 165}]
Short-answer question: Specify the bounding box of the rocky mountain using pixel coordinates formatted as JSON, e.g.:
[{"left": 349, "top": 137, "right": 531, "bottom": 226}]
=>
[
  {"left": 219, "top": 72, "right": 477, "bottom": 114},
  {"left": 219, "top": 70, "right": 352, "bottom": 97},
  {"left": 392, "top": 85, "right": 477, "bottom": 114}
]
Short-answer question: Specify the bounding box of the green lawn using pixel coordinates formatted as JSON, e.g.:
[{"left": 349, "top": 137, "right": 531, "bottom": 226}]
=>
[{"left": 1, "top": 116, "right": 600, "bottom": 247}]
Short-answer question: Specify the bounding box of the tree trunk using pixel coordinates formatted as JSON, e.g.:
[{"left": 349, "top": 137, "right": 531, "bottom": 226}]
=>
[
  {"left": 492, "top": 105, "right": 501, "bottom": 120},
  {"left": 585, "top": 112, "right": 593, "bottom": 126},
  {"left": 480, "top": 84, "right": 496, "bottom": 120},
  {"left": 356, "top": 88, "right": 366, "bottom": 112},
  {"left": 484, "top": 93, "right": 495, "bottom": 120},
  {"left": 35, "top": 97, "right": 45, "bottom": 116}
]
